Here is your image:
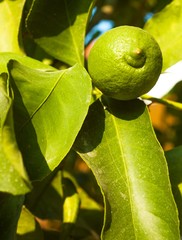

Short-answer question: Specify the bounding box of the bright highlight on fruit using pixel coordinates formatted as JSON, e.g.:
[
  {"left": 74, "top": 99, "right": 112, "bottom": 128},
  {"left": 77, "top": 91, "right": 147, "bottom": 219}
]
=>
[{"left": 87, "top": 26, "right": 163, "bottom": 100}]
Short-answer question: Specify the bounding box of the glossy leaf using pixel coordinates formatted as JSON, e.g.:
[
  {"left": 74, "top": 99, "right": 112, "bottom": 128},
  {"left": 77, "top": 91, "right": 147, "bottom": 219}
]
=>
[
  {"left": 0, "top": 73, "right": 30, "bottom": 195},
  {"left": 9, "top": 61, "right": 91, "bottom": 180},
  {"left": 74, "top": 99, "right": 180, "bottom": 239},
  {"left": 26, "top": 0, "right": 94, "bottom": 66},
  {"left": 0, "top": 194, "right": 24, "bottom": 240},
  {"left": 0, "top": 52, "right": 54, "bottom": 74},
  {"left": 0, "top": 0, "right": 25, "bottom": 53},
  {"left": 144, "top": 0, "right": 182, "bottom": 71},
  {"left": 165, "top": 146, "right": 182, "bottom": 234}
]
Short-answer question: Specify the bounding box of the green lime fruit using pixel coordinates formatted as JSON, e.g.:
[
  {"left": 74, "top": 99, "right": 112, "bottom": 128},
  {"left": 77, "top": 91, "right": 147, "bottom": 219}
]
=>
[{"left": 87, "top": 25, "right": 162, "bottom": 100}]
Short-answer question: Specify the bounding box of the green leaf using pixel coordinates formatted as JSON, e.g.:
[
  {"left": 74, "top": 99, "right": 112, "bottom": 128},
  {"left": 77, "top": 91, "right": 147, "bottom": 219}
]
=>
[
  {"left": 0, "top": 52, "right": 54, "bottom": 74},
  {"left": 0, "top": 73, "right": 10, "bottom": 127},
  {"left": 165, "top": 146, "right": 182, "bottom": 235},
  {"left": 61, "top": 177, "right": 80, "bottom": 238},
  {"left": 0, "top": 193, "right": 24, "bottom": 240},
  {"left": 9, "top": 61, "right": 91, "bottom": 180},
  {"left": 62, "top": 177, "right": 80, "bottom": 224},
  {"left": 62, "top": 170, "right": 103, "bottom": 239},
  {"left": 0, "top": 73, "right": 31, "bottom": 195},
  {"left": 144, "top": 0, "right": 182, "bottom": 71},
  {"left": 26, "top": 0, "right": 94, "bottom": 66},
  {"left": 0, "top": 0, "right": 26, "bottom": 53},
  {"left": 17, "top": 206, "right": 43, "bottom": 240},
  {"left": 74, "top": 99, "right": 180, "bottom": 240}
]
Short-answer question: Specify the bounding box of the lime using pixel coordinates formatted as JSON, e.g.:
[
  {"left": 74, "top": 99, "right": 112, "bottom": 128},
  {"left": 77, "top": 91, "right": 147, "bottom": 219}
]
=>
[{"left": 87, "top": 26, "right": 162, "bottom": 100}]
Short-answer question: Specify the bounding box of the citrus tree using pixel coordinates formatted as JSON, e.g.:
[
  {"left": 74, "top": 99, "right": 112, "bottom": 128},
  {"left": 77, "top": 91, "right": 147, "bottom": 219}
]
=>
[{"left": 0, "top": 0, "right": 182, "bottom": 239}]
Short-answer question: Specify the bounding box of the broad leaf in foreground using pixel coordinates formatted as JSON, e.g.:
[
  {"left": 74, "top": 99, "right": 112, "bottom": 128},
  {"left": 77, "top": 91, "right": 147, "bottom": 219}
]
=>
[
  {"left": 26, "top": 0, "right": 94, "bottom": 66},
  {"left": 74, "top": 99, "right": 180, "bottom": 239},
  {"left": 144, "top": 0, "right": 182, "bottom": 71},
  {"left": 0, "top": 73, "right": 30, "bottom": 195},
  {"left": 9, "top": 61, "right": 91, "bottom": 180}
]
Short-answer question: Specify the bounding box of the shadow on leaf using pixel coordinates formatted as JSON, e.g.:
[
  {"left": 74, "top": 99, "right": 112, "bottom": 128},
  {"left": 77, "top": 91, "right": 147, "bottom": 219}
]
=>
[
  {"left": 102, "top": 96, "right": 146, "bottom": 121},
  {"left": 73, "top": 100, "right": 105, "bottom": 153},
  {"left": 8, "top": 62, "right": 51, "bottom": 181}
]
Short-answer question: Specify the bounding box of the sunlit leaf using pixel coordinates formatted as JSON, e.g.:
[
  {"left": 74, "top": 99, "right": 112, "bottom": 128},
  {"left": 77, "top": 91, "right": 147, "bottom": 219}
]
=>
[
  {"left": 63, "top": 170, "right": 103, "bottom": 237},
  {"left": 26, "top": 0, "right": 94, "bottom": 66},
  {"left": 0, "top": 0, "right": 26, "bottom": 53},
  {"left": 9, "top": 61, "right": 91, "bottom": 180},
  {"left": 0, "top": 52, "right": 54, "bottom": 74},
  {"left": 17, "top": 206, "right": 43, "bottom": 240},
  {"left": 74, "top": 99, "right": 180, "bottom": 239},
  {"left": 144, "top": 0, "right": 182, "bottom": 71},
  {"left": 0, "top": 73, "right": 31, "bottom": 195}
]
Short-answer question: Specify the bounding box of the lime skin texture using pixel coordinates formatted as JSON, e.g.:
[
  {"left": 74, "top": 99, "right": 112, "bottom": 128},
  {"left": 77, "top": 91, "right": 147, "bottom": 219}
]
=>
[{"left": 87, "top": 26, "right": 163, "bottom": 100}]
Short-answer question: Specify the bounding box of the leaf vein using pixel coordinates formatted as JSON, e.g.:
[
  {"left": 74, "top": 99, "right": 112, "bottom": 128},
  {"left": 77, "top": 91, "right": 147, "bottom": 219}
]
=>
[{"left": 111, "top": 115, "right": 137, "bottom": 237}]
